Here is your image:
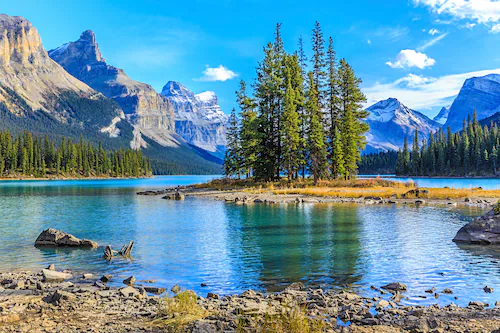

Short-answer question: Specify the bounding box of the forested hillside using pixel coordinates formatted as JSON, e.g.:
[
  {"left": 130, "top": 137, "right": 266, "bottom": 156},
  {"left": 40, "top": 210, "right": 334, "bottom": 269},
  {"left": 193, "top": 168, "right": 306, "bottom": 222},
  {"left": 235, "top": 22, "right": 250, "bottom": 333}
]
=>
[{"left": 0, "top": 130, "right": 151, "bottom": 178}]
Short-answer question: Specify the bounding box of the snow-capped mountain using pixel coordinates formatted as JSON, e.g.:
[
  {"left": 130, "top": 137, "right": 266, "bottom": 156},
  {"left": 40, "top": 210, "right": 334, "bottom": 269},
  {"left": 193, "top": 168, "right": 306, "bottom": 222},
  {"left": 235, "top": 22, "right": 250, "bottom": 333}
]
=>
[
  {"left": 365, "top": 98, "right": 440, "bottom": 153},
  {"left": 445, "top": 74, "right": 500, "bottom": 131},
  {"left": 433, "top": 106, "right": 450, "bottom": 125},
  {"left": 161, "top": 81, "right": 228, "bottom": 156}
]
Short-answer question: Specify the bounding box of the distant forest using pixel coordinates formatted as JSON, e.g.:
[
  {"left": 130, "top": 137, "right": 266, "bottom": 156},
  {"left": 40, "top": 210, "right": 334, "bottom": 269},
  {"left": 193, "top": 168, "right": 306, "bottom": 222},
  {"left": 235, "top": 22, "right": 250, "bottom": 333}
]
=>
[
  {"left": 359, "top": 112, "right": 500, "bottom": 177},
  {"left": 0, "top": 130, "right": 152, "bottom": 178}
]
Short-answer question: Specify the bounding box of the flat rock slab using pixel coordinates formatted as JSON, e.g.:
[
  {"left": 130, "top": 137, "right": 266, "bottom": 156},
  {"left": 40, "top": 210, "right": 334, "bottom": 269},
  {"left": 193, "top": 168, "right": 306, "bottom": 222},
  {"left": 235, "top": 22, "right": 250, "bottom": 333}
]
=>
[
  {"left": 42, "top": 269, "right": 72, "bottom": 282},
  {"left": 454, "top": 210, "right": 500, "bottom": 244},
  {"left": 35, "top": 228, "right": 98, "bottom": 248}
]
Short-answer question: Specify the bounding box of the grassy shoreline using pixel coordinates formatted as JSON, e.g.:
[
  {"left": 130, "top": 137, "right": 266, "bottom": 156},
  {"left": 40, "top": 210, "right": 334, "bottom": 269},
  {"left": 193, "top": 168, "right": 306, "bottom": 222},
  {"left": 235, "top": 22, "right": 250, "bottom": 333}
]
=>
[{"left": 195, "top": 178, "right": 500, "bottom": 201}]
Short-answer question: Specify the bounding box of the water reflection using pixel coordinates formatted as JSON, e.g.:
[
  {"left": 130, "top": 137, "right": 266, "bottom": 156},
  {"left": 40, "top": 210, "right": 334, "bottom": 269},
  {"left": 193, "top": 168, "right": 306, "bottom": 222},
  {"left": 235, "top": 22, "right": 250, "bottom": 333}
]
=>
[{"left": 0, "top": 177, "right": 500, "bottom": 306}]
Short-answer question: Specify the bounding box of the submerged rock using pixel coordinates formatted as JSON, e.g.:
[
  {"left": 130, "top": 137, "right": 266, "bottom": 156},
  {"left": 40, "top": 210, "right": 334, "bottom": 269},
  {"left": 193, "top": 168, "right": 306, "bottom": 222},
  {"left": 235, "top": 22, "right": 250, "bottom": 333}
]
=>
[
  {"left": 381, "top": 282, "right": 407, "bottom": 292},
  {"left": 35, "top": 229, "right": 98, "bottom": 248},
  {"left": 453, "top": 209, "right": 500, "bottom": 244}
]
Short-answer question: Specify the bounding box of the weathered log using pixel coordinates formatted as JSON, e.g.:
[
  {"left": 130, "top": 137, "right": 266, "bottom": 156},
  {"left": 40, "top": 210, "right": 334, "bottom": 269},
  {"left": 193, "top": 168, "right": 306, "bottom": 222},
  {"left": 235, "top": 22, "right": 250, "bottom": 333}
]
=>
[
  {"left": 119, "top": 241, "right": 134, "bottom": 257},
  {"left": 104, "top": 245, "right": 113, "bottom": 261}
]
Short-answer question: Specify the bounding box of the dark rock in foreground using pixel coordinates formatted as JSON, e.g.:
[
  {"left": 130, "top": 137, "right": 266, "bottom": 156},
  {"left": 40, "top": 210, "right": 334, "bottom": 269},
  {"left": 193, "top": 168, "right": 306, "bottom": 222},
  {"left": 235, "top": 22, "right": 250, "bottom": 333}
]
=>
[
  {"left": 35, "top": 228, "right": 98, "bottom": 248},
  {"left": 453, "top": 209, "right": 500, "bottom": 244}
]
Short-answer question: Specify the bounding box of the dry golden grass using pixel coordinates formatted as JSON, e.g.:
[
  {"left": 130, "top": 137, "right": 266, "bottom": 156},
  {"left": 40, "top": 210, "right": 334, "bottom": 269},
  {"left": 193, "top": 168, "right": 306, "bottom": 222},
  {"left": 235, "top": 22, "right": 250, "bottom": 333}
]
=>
[
  {"left": 199, "top": 177, "right": 412, "bottom": 191},
  {"left": 153, "top": 290, "right": 208, "bottom": 332},
  {"left": 256, "top": 307, "right": 327, "bottom": 333},
  {"left": 273, "top": 186, "right": 500, "bottom": 199},
  {"left": 199, "top": 177, "right": 500, "bottom": 200}
]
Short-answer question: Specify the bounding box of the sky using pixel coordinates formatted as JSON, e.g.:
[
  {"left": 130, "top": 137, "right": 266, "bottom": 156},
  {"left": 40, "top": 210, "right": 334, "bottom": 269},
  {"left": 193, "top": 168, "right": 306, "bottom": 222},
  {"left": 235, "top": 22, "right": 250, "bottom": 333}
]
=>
[{"left": 4, "top": 0, "right": 500, "bottom": 119}]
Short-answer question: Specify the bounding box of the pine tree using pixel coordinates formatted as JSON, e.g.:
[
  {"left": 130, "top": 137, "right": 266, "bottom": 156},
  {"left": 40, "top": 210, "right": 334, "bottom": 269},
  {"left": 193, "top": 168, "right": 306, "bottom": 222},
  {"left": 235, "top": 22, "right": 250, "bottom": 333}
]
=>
[
  {"left": 281, "top": 54, "right": 302, "bottom": 180},
  {"left": 237, "top": 80, "right": 259, "bottom": 177},
  {"left": 223, "top": 108, "right": 242, "bottom": 178},
  {"left": 337, "top": 59, "right": 369, "bottom": 179},
  {"left": 306, "top": 71, "right": 329, "bottom": 184},
  {"left": 412, "top": 130, "right": 420, "bottom": 176},
  {"left": 311, "top": 21, "right": 327, "bottom": 108}
]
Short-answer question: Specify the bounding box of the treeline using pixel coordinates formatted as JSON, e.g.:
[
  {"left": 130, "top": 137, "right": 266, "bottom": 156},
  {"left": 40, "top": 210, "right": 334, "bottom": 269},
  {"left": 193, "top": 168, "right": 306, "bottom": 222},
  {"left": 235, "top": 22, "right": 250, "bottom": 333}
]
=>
[
  {"left": 0, "top": 130, "right": 152, "bottom": 178},
  {"left": 394, "top": 111, "right": 500, "bottom": 176},
  {"left": 358, "top": 151, "right": 398, "bottom": 175},
  {"left": 223, "top": 22, "right": 368, "bottom": 183}
]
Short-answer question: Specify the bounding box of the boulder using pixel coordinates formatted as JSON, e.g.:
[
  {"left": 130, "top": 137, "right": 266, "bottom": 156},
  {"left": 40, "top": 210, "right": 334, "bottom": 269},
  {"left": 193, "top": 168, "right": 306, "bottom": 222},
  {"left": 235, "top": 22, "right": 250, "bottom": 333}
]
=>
[
  {"left": 171, "top": 284, "right": 181, "bottom": 294},
  {"left": 453, "top": 209, "right": 500, "bottom": 244},
  {"left": 35, "top": 228, "right": 98, "bottom": 248},
  {"left": 120, "top": 286, "right": 140, "bottom": 298},
  {"left": 402, "top": 189, "right": 430, "bottom": 198},
  {"left": 162, "top": 192, "right": 185, "bottom": 200},
  {"left": 42, "top": 269, "right": 72, "bottom": 282},
  {"left": 143, "top": 286, "right": 166, "bottom": 295},
  {"left": 123, "top": 276, "right": 135, "bottom": 286},
  {"left": 381, "top": 282, "right": 407, "bottom": 292}
]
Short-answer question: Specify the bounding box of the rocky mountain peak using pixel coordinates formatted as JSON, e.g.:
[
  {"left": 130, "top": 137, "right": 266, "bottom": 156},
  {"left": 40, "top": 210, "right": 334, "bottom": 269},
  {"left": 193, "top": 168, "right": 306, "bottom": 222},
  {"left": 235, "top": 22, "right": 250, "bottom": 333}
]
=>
[
  {"left": 161, "top": 81, "right": 195, "bottom": 99},
  {"left": 444, "top": 73, "right": 500, "bottom": 131},
  {"left": 77, "top": 30, "right": 103, "bottom": 62},
  {"left": 365, "top": 98, "right": 440, "bottom": 153},
  {"left": 160, "top": 81, "right": 227, "bottom": 154},
  {"left": 0, "top": 14, "right": 44, "bottom": 65},
  {"left": 49, "top": 29, "right": 104, "bottom": 67}
]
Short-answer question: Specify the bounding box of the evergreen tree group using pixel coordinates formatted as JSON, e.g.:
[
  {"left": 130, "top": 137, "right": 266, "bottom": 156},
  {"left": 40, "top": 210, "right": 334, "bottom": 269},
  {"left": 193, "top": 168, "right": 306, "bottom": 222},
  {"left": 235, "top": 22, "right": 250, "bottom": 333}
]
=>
[
  {"left": 395, "top": 111, "right": 500, "bottom": 176},
  {"left": 223, "top": 23, "right": 369, "bottom": 183},
  {"left": 0, "top": 130, "right": 152, "bottom": 178}
]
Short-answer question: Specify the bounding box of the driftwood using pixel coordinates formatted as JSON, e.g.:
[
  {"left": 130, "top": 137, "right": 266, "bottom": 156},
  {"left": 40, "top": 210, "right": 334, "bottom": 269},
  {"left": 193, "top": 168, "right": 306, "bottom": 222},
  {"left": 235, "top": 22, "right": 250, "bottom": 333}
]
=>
[
  {"left": 119, "top": 241, "right": 134, "bottom": 257},
  {"left": 103, "top": 241, "right": 133, "bottom": 261}
]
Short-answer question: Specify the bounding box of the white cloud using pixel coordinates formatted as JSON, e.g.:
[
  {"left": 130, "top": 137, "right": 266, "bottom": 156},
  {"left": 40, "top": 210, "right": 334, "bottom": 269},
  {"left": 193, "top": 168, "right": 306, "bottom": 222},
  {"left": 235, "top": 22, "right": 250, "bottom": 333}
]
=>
[
  {"left": 429, "top": 28, "right": 440, "bottom": 35},
  {"left": 464, "top": 22, "right": 477, "bottom": 28},
  {"left": 491, "top": 23, "right": 500, "bottom": 33},
  {"left": 364, "top": 68, "right": 500, "bottom": 111},
  {"left": 414, "top": 0, "right": 500, "bottom": 27},
  {"left": 386, "top": 49, "right": 436, "bottom": 69},
  {"left": 417, "top": 32, "right": 449, "bottom": 51},
  {"left": 196, "top": 65, "right": 238, "bottom": 82}
]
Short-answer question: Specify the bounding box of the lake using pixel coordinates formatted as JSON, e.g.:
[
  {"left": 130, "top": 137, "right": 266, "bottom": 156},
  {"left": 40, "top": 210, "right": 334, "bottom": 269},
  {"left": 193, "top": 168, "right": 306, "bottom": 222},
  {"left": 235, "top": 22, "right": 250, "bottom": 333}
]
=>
[{"left": 1, "top": 176, "right": 500, "bottom": 307}]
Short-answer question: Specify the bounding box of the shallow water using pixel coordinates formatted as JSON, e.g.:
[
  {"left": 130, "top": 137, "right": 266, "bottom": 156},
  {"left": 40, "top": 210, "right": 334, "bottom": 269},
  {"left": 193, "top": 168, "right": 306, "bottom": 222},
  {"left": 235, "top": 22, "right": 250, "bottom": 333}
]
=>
[{"left": 0, "top": 176, "right": 499, "bottom": 307}]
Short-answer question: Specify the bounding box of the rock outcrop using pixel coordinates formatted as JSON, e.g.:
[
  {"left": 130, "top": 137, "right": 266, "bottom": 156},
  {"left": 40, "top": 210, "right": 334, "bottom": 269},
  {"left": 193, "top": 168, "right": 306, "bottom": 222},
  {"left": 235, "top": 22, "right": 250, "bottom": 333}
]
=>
[
  {"left": 49, "top": 30, "right": 176, "bottom": 148},
  {"left": 35, "top": 228, "right": 98, "bottom": 248},
  {"left": 161, "top": 81, "right": 227, "bottom": 156},
  {"left": 453, "top": 209, "right": 500, "bottom": 244}
]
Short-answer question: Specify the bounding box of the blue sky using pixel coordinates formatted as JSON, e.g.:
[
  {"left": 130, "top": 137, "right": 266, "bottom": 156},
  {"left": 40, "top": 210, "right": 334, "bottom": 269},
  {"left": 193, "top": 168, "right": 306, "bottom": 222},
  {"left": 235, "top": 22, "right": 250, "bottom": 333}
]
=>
[{"left": 4, "top": 0, "right": 500, "bottom": 118}]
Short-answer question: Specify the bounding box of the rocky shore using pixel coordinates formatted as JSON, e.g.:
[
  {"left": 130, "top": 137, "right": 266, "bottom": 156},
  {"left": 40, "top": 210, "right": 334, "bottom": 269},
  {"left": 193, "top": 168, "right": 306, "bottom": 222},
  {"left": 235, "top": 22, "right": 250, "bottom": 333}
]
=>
[
  {"left": 1, "top": 268, "right": 500, "bottom": 332},
  {"left": 137, "top": 186, "right": 496, "bottom": 209}
]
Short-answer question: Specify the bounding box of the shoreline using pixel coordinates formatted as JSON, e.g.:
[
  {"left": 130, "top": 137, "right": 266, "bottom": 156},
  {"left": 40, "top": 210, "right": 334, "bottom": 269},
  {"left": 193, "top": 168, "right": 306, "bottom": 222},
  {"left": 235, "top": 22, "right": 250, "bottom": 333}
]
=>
[
  {"left": 138, "top": 186, "right": 498, "bottom": 209},
  {"left": 1, "top": 268, "right": 499, "bottom": 332},
  {"left": 0, "top": 175, "right": 154, "bottom": 181}
]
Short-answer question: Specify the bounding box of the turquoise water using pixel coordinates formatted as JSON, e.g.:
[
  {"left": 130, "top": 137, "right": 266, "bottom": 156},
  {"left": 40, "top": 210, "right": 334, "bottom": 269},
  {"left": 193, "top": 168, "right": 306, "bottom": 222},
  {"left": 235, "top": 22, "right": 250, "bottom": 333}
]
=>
[{"left": 1, "top": 176, "right": 500, "bottom": 307}]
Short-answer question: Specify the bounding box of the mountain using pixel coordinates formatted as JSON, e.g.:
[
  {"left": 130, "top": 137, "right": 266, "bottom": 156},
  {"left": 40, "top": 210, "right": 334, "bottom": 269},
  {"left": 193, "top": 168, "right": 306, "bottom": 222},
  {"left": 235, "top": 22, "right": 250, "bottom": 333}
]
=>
[
  {"left": 48, "top": 30, "right": 176, "bottom": 148},
  {"left": 433, "top": 106, "right": 450, "bottom": 125},
  {"left": 161, "top": 81, "right": 228, "bottom": 158},
  {"left": 0, "top": 14, "right": 125, "bottom": 136},
  {"left": 445, "top": 74, "right": 500, "bottom": 131},
  {"left": 365, "top": 98, "right": 440, "bottom": 152},
  {"left": 0, "top": 15, "right": 221, "bottom": 174}
]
